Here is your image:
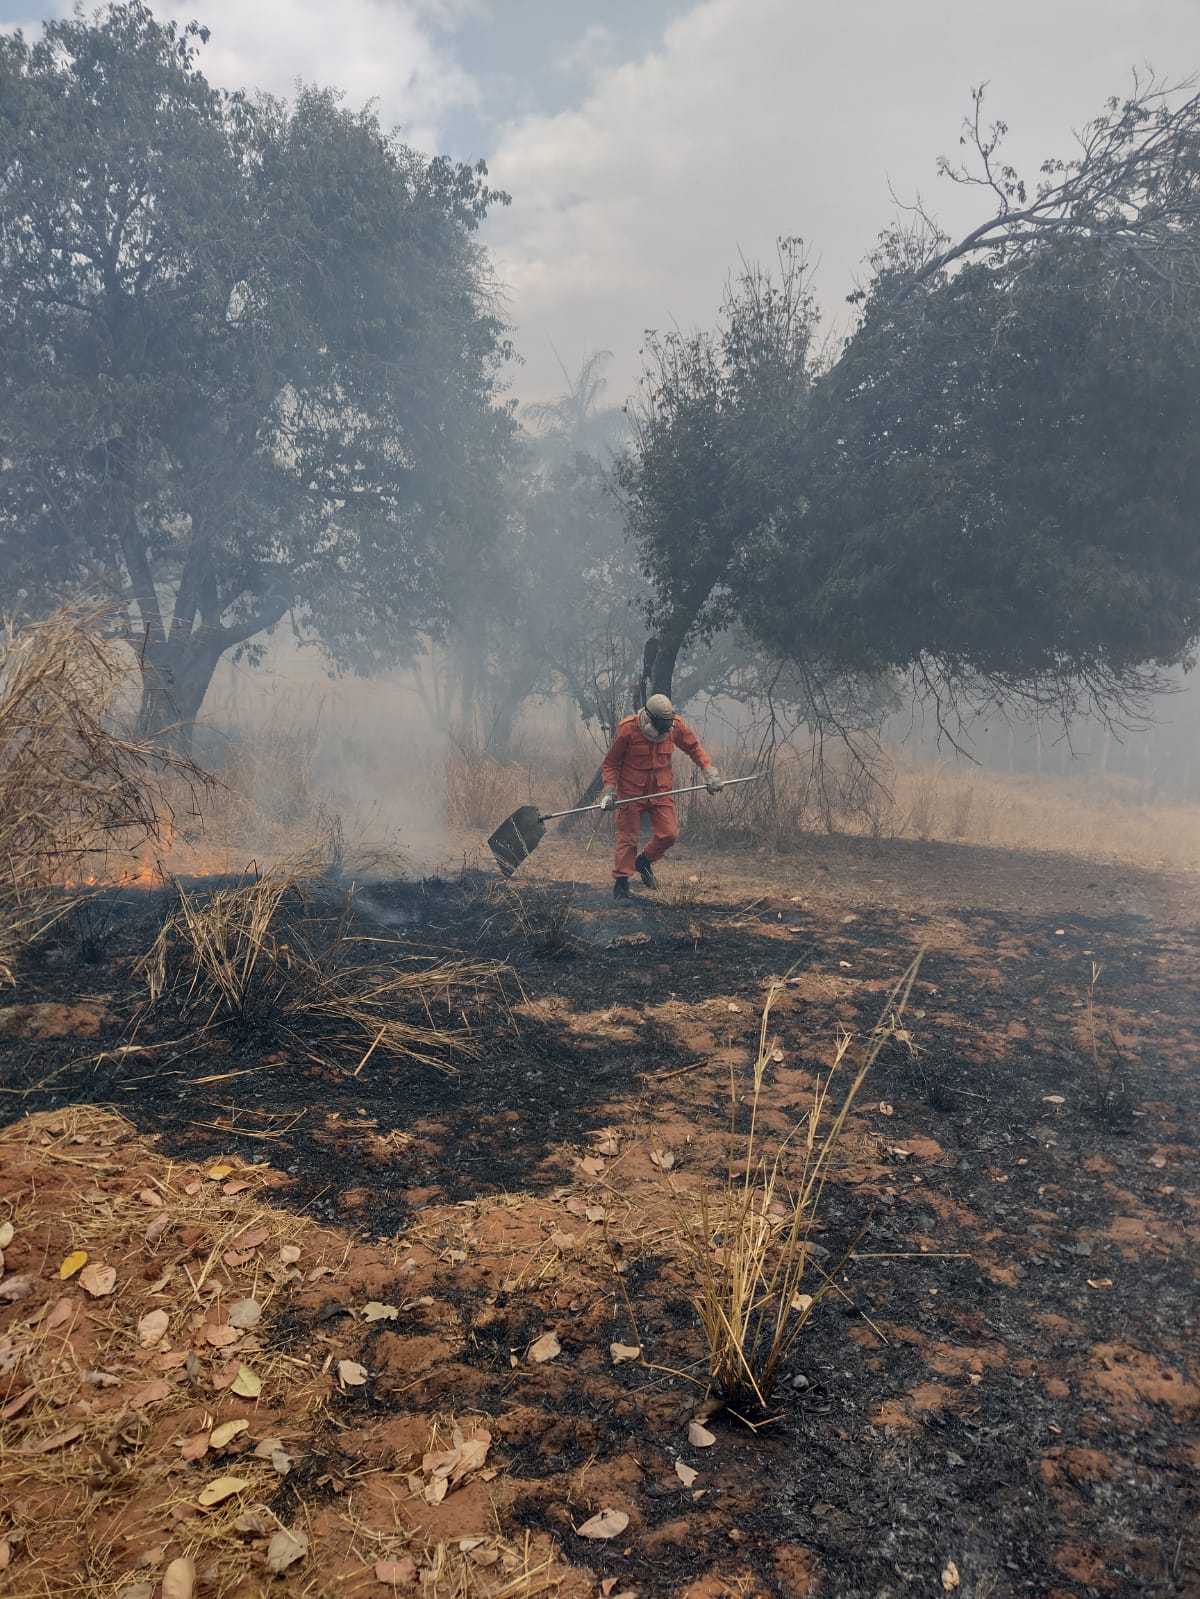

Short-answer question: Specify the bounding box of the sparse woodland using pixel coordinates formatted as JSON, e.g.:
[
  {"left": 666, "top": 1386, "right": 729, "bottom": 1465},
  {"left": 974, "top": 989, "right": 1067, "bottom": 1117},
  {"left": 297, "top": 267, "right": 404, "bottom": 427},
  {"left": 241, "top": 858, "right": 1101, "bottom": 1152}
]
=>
[{"left": 1, "top": 10, "right": 1199, "bottom": 1599}]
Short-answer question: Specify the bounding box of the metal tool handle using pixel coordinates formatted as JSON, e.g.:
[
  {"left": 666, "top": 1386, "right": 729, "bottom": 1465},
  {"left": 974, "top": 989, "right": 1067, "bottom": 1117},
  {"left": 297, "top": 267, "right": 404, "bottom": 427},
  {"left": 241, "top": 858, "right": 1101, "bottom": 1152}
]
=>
[{"left": 540, "top": 771, "right": 762, "bottom": 822}]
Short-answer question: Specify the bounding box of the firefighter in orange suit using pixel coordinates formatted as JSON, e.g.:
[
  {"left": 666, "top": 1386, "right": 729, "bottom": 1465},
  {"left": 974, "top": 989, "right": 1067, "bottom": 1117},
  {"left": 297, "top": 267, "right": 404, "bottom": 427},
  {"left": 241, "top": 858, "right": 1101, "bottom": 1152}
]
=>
[{"left": 599, "top": 694, "right": 723, "bottom": 899}]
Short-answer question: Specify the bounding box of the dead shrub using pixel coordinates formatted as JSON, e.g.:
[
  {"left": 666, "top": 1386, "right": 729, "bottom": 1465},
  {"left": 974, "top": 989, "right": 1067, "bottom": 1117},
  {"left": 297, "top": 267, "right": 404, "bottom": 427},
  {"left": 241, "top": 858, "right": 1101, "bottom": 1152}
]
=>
[
  {"left": 136, "top": 852, "right": 508, "bottom": 1069},
  {"left": 662, "top": 953, "right": 922, "bottom": 1412},
  {"left": 0, "top": 602, "right": 207, "bottom": 982}
]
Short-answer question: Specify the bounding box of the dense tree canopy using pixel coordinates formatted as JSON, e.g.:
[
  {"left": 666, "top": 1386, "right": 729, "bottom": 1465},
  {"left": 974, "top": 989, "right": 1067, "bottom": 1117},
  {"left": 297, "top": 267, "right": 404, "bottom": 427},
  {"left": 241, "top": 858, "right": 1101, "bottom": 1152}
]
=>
[
  {"left": 0, "top": 3, "right": 513, "bottom": 739},
  {"left": 619, "top": 82, "right": 1200, "bottom": 734}
]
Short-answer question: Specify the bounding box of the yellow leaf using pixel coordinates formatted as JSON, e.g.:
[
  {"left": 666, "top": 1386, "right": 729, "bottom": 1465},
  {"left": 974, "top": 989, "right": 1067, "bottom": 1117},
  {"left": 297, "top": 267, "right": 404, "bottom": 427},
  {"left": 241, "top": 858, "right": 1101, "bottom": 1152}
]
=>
[
  {"left": 196, "top": 1475, "right": 251, "bottom": 1507},
  {"left": 230, "top": 1365, "right": 261, "bottom": 1398},
  {"left": 59, "top": 1249, "right": 87, "bottom": 1279},
  {"left": 205, "top": 1164, "right": 234, "bottom": 1180}
]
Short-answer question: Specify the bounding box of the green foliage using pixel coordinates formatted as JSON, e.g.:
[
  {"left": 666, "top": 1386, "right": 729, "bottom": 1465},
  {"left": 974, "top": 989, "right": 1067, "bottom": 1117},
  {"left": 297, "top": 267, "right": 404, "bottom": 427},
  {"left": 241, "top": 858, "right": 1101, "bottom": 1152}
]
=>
[
  {"left": 618, "top": 84, "right": 1200, "bottom": 729},
  {"left": 0, "top": 3, "right": 513, "bottom": 738}
]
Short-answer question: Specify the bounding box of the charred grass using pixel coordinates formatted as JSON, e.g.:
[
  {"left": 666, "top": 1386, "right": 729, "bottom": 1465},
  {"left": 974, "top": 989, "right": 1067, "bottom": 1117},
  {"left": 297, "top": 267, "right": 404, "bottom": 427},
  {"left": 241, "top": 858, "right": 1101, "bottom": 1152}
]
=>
[{"left": 1, "top": 849, "right": 1198, "bottom": 1596}]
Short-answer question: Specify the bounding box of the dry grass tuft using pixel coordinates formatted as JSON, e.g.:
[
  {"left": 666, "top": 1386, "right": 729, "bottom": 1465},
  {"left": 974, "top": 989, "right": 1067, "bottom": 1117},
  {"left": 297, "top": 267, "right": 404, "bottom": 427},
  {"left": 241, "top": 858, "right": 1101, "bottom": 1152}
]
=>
[
  {"left": 135, "top": 854, "right": 510, "bottom": 1070},
  {"left": 0, "top": 602, "right": 208, "bottom": 982},
  {"left": 442, "top": 743, "right": 532, "bottom": 833},
  {"left": 663, "top": 953, "right": 923, "bottom": 1412}
]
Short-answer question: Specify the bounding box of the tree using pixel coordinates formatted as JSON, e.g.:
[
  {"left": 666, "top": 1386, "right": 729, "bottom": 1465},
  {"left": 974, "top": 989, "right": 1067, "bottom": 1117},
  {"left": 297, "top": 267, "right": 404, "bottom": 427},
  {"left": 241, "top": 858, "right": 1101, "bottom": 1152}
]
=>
[
  {"left": 617, "top": 81, "right": 1200, "bottom": 737},
  {"left": 0, "top": 4, "right": 513, "bottom": 742}
]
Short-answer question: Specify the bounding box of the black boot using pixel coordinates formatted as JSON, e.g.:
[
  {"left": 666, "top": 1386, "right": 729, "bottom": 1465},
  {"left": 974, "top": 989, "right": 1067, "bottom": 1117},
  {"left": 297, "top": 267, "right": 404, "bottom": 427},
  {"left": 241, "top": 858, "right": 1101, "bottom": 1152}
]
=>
[
  {"left": 613, "top": 876, "right": 631, "bottom": 900},
  {"left": 634, "top": 852, "right": 659, "bottom": 889}
]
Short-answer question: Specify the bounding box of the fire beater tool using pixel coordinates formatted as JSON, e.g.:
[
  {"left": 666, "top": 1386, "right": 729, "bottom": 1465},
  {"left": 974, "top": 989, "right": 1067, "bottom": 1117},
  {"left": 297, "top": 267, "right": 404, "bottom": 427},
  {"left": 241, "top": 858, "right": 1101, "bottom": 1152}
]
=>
[{"left": 486, "top": 773, "right": 763, "bottom": 877}]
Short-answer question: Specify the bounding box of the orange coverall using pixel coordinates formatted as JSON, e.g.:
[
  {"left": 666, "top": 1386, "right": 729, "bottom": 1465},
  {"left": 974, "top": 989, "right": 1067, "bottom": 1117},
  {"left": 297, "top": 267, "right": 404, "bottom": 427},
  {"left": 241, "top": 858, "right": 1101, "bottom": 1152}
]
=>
[{"left": 601, "top": 714, "right": 714, "bottom": 880}]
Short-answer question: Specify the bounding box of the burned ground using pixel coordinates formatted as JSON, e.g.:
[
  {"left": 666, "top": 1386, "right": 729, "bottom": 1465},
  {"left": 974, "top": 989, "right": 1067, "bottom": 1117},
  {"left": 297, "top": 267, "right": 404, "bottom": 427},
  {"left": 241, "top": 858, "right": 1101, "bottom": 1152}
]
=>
[{"left": 1, "top": 835, "right": 1198, "bottom": 1599}]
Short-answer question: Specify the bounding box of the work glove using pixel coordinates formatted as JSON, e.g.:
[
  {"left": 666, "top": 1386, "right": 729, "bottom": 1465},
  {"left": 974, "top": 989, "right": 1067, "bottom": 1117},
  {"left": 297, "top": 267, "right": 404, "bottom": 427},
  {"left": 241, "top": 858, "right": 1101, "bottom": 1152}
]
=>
[
  {"left": 598, "top": 785, "right": 618, "bottom": 812},
  {"left": 704, "top": 767, "right": 724, "bottom": 795}
]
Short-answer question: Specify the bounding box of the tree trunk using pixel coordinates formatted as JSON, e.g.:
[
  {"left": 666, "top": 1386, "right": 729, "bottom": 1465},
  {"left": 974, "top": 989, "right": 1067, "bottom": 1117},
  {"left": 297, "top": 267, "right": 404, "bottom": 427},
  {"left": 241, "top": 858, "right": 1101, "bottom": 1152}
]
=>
[{"left": 136, "top": 637, "right": 224, "bottom": 754}]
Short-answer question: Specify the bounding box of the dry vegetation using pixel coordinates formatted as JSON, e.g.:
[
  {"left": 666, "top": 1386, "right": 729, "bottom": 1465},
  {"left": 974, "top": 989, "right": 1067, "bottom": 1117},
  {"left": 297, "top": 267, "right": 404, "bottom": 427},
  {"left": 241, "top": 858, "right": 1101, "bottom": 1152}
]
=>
[
  {"left": 136, "top": 854, "right": 512, "bottom": 1071},
  {"left": 0, "top": 603, "right": 207, "bottom": 982},
  {"left": 659, "top": 957, "right": 922, "bottom": 1414},
  {"left": 0, "top": 1107, "right": 583, "bottom": 1599}
]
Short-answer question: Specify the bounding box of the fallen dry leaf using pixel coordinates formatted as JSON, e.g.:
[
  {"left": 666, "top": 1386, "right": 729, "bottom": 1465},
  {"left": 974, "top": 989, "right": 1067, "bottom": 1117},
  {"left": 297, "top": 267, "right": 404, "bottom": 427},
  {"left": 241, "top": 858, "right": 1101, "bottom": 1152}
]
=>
[
  {"left": 196, "top": 1474, "right": 250, "bottom": 1507},
  {"left": 138, "top": 1187, "right": 164, "bottom": 1208},
  {"left": 266, "top": 1528, "right": 309, "bottom": 1574},
  {"left": 44, "top": 1295, "right": 74, "bottom": 1328},
  {"left": 0, "top": 1385, "right": 37, "bottom": 1419},
  {"left": 942, "top": 1560, "right": 961, "bottom": 1592},
  {"left": 423, "top": 1475, "right": 449, "bottom": 1506},
  {"left": 130, "top": 1378, "right": 171, "bottom": 1408},
  {"left": 179, "top": 1431, "right": 209, "bottom": 1462},
  {"left": 585, "top": 1204, "right": 607, "bottom": 1223},
  {"left": 0, "top": 1274, "right": 33, "bottom": 1302},
  {"left": 161, "top": 1555, "right": 196, "bottom": 1599},
  {"left": 222, "top": 1248, "right": 254, "bottom": 1268},
  {"left": 527, "top": 1330, "right": 561, "bottom": 1363},
  {"left": 1087, "top": 1278, "right": 1114, "bottom": 1290},
  {"left": 0, "top": 1539, "right": 10, "bottom": 1570},
  {"left": 235, "top": 1225, "right": 270, "bottom": 1249},
  {"left": 878, "top": 1102, "right": 895, "bottom": 1117},
  {"left": 223, "top": 1180, "right": 253, "bottom": 1196},
  {"left": 649, "top": 1148, "right": 675, "bottom": 1171},
  {"left": 688, "top": 1421, "right": 717, "bottom": 1448},
  {"left": 338, "top": 1359, "right": 368, "bottom": 1387},
  {"left": 549, "top": 1230, "right": 575, "bottom": 1252},
  {"left": 228, "top": 1298, "right": 262, "bottom": 1330},
  {"left": 205, "top": 1164, "right": 234, "bottom": 1180},
  {"left": 0, "top": 1220, "right": 14, "bottom": 1248},
  {"left": 610, "top": 1342, "right": 641, "bottom": 1364},
  {"left": 79, "top": 1263, "right": 116, "bottom": 1298},
  {"left": 230, "top": 1364, "right": 262, "bottom": 1398},
  {"left": 579, "top": 1156, "right": 606, "bottom": 1178},
  {"left": 362, "top": 1301, "right": 399, "bottom": 1323},
  {"left": 375, "top": 1556, "right": 417, "bottom": 1585},
  {"left": 137, "top": 1308, "right": 169, "bottom": 1347},
  {"left": 675, "top": 1460, "right": 699, "bottom": 1488},
  {"left": 58, "top": 1249, "right": 87, "bottom": 1280},
  {"left": 23, "top": 1423, "right": 84, "bottom": 1453},
  {"left": 279, "top": 1244, "right": 302, "bottom": 1264},
  {"left": 594, "top": 1137, "right": 619, "bottom": 1156},
  {"left": 576, "top": 1508, "right": 630, "bottom": 1540},
  {"left": 210, "top": 1418, "right": 249, "bottom": 1449},
  {"left": 203, "top": 1323, "right": 242, "bottom": 1349}
]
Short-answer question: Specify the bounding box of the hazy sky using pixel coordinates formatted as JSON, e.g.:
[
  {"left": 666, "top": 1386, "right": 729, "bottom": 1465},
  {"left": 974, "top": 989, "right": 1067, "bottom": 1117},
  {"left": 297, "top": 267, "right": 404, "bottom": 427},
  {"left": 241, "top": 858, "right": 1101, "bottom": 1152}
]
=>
[{"left": 4, "top": 0, "right": 1197, "bottom": 406}]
